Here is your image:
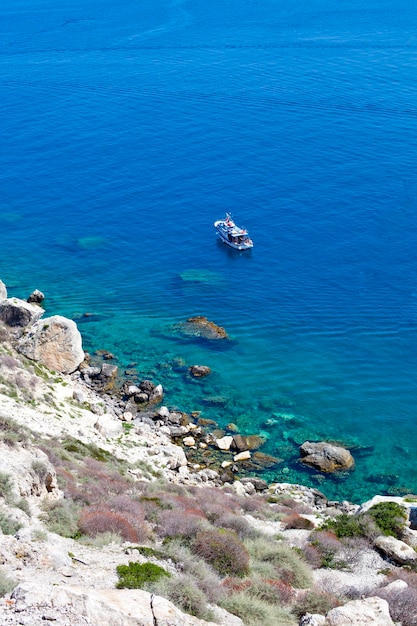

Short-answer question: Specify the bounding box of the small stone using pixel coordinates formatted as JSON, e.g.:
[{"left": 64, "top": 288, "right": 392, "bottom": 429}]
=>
[
  {"left": 183, "top": 436, "right": 196, "bottom": 447},
  {"left": 221, "top": 461, "right": 233, "bottom": 468},
  {"left": 122, "top": 412, "right": 133, "bottom": 422},
  {"left": 199, "top": 442, "right": 208, "bottom": 449}
]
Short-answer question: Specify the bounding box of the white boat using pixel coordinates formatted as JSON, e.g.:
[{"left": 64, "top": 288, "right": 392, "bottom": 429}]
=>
[{"left": 214, "top": 213, "right": 253, "bottom": 250}]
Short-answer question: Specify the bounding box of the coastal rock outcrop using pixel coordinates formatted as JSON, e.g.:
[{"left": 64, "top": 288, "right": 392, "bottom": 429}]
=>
[
  {"left": 11, "top": 583, "right": 221, "bottom": 626},
  {"left": 300, "top": 441, "right": 354, "bottom": 473},
  {"left": 0, "top": 297, "right": 44, "bottom": 329},
  {"left": 17, "top": 315, "right": 84, "bottom": 374}
]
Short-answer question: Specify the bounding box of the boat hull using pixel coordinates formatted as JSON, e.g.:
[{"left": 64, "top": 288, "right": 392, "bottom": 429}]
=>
[{"left": 214, "top": 220, "right": 253, "bottom": 251}]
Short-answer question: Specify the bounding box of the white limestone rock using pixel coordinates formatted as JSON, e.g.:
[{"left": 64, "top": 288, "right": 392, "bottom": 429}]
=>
[
  {"left": 11, "top": 583, "right": 220, "bottom": 626},
  {"left": 17, "top": 315, "right": 84, "bottom": 374},
  {"left": 0, "top": 279, "right": 7, "bottom": 301},
  {"left": 0, "top": 297, "right": 44, "bottom": 328},
  {"left": 215, "top": 435, "right": 234, "bottom": 451},
  {"left": 324, "top": 596, "right": 395, "bottom": 625},
  {"left": 0, "top": 442, "right": 58, "bottom": 500},
  {"left": 374, "top": 534, "right": 417, "bottom": 565},
  {"left": 94, "top": 414, "right": 123, "bottom": 439}
]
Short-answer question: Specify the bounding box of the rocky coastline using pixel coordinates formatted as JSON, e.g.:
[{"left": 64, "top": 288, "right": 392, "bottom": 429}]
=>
[{"left": 0, "top": 279, "right": 417, "bottom": 625}]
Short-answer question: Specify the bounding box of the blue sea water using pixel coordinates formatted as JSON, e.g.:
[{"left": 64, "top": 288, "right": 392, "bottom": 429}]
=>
[{"left": 1, "top": 0, "right": 417, "bottom": 503}]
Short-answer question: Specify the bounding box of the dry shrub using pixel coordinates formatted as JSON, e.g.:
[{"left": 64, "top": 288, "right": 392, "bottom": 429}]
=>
[
  {"left": 78, "top": 458, "right": 130, "bottom": 498},
  {"left": 223, "top": 577, "right": 252, "bottom": 594},
  {"left": 292, "top": 589, "right": 343, "bottom": 619},
  {"left": 214, "top": 513, "right": 258, "bottom": 539},
  {"left": 308, "top": 530, "right": 344, "bottom": 569},
  {"left": 282, "top": 512, "right": 314, "bottom": 530},
  {"left": 302, "top": 543, "right": 323, "bottom": 569},
  {"left": 193, "top": 528, "right": 249, "bottom": 577},
  {"left": 275, "top": 497, "right": 313, "bottom": 515},
  {"left": 234, "top": 494, "right": 268, "bottom": 514},
  {"left": 373, "top": 570, "right": 417, "bottom": 626},
  {"left": 164, "top": 540, "right": 225, "bottom": 604},
  {"left": 192, "top": 487, "right": 238, "bottom": 522},
  {"left": 156, "top": 508, "right": 205, "bottom": 541},
  {"left": 0, "top": 355, "right": 20, "bottom": 369},
  {"left": 264, "top": 578, "right": 295, "bottom": 605},
  {"left": 79, "top": 506, "right": 139, "bottom": 542}
]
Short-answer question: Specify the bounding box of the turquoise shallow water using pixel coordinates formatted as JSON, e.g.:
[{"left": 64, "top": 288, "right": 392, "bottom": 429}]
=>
[{"left": 1, "top": 0, "right": 417, "bottom": 502}]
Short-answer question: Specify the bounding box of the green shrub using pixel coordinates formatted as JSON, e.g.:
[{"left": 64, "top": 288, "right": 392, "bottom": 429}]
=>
[
  {"left": 321, "top": 513, "right": 369, "bottom": 538},
  {"left": 41, "top": 499, "right": 80, "bottom": 538},
  {"left": 0, "top": 567, "right": 16, "bottom": 597},
  {"left": 0, "top": 472, "right": 14, "bottom": 501},
  {"left": 15, "top": 498, "right": 31, "bottom": 516},
  {"left": 220, "top": 590, "right": 296, "bottom": 626},
  {"left": 246, "top": 537, "right": 312, "bottom": 588},
  {"left": 0, "top": 511, "right": 22, "bottom": 535},
  {"left": 116, "top": 561, "right": 170, "bottom": 589},
  {"left": 193, "top": 528, "right": 249, "bottom": 577},
  {"left": 367, "top": 502, "right": 407, "bottom": 537},
  {"left": 151, "top": 574, "right": 214, "bottom": 621}
]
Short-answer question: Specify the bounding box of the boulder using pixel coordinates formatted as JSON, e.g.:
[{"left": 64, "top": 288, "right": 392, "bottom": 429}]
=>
[
  {"left": 240, "top": 477, "right": 268, "bottom": 491},
  {"left": 189, "top": 365, "right": 212, "bottom": 378},
  {"left": 234, "top": 450, "right": 251, "bottom": 462},
  {"left": 94, "top": 415, "right": 123, "bottom": 439},
  {"left": 27, "top": 289, "right": 45, "bottom": 305},
  {"left": 17, "top": 315, "right": 84, "bottom": 374},
  {"left": 300, "top": 441, "right": 354, "bottom": 473},
  {"left": 0, "top": 297, "right": 44, "bottom": 328},
  {"left": 0, "top": 280, "right": 7, "bottom": 300},
  {"left": 324, "top": 596, "right": 394, "bottom": 625},
  {"left": 148, "top": 384, "right": 164, "bottom": 405},
  {"left": 374, "top": 535, "right": 417, "bottom": 565},
  {"left": 216, "top": 435, "right": 234, "bottom": 451}
]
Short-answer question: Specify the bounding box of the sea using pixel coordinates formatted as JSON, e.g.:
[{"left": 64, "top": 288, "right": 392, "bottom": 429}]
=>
[{"left": 1, "top": 0, "right": 417, "bottom": 503}]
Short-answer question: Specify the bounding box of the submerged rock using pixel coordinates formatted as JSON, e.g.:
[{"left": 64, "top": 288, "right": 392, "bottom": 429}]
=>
[
  {"left": 232, "top": 434, "right": 265, "bottom": 452},
  {"left": 177, "top": 316, "right": 229, "bottom": 340},
  {"left": 189, "top": 365, "right": 211, "bottom": 378}
]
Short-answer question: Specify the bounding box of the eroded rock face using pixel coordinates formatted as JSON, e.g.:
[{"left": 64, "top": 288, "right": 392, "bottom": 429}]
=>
[
  {"left": 324, "top": 596, "right": 394, "bottom": 626},
  {"left": 17, "top": 315, "right": 84, "bottom": 374},
  {"left": 0, "top": 298, "right": 44, "bottom": 328},
  {"left": 300, "top": 441, "right": 354, "bottom": 473}
]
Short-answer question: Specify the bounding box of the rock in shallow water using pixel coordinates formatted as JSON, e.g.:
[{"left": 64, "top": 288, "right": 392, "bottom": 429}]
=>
[{"left": 300, "top": 441, "right": 354, "bottom": 473}]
